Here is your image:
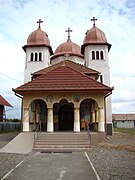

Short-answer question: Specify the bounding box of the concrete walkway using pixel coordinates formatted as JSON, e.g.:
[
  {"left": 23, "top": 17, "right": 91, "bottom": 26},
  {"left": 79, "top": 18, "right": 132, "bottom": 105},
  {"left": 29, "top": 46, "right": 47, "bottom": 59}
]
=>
[
  {"left": 0, "top": 132, "right": 34, "bottom": 154},
  {"left": 2, "top": 151, "right": 100, "bottom": 180}
]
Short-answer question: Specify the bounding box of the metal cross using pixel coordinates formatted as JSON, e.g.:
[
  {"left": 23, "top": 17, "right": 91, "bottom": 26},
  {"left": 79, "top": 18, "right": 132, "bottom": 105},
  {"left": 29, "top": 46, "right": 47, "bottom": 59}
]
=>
[
  {"left": 91, "top": 17, "right": 97, "bottom": 26},
  {"left": 65, "top": 27, "right": 73, "bottom": 38},
  {"left": 37, "top": 19, "right": 43, "bottom": 28}
]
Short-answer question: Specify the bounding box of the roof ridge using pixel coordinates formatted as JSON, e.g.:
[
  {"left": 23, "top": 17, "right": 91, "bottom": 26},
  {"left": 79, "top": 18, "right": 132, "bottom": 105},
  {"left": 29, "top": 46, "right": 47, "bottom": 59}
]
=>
[{"left": 33, "top": 60, "right": 99, "bottom": 75}]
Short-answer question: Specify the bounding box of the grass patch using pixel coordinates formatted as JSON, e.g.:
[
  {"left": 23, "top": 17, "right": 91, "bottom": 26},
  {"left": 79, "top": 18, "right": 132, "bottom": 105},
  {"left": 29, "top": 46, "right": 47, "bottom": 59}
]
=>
[
  {"left": 0, "top": 130, "right": 20, "bottom": 134},
  {"left": 114, "top": 128, "right": 135, "bottom": 135}
]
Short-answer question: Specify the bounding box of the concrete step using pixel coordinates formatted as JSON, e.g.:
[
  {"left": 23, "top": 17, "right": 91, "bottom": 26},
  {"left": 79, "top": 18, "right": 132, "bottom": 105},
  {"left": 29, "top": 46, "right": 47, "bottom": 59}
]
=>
[
  {"left": 33, "top": 147, "right": 90, "bottom": 152},
  {"left": 33, "top": 132, "right": 91, "bottom": 151},
  {"left": 35, "top": 141, "right": 90, "bottom": 145}
]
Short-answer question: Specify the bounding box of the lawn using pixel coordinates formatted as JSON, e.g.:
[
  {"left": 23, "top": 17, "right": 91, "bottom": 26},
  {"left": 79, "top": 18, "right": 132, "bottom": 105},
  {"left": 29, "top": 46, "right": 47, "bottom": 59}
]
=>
[{"left": 114, "top": 128, "right": 135, "bottom": 135}]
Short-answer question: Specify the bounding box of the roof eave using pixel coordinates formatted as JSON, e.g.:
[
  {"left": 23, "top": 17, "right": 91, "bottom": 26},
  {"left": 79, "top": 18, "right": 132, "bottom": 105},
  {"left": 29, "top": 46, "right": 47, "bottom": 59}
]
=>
[
  {"left": 22, "top": 44, "right": 53, "bottom": 55},
  {"left": 81, "top": 42, "right": 112, "bottom": 54}
]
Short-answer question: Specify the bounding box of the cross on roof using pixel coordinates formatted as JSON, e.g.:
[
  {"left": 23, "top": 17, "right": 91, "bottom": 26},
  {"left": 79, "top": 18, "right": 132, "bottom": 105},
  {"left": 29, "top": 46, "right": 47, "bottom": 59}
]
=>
[
  {"left": 37, "top": 19, "right": 43, "bottom": 28},
  {"left": 65, "top": 27, "right": 72, "bottom": 38},
  {"left": 91, "top": 17, "right": 97, "bottom": 26}
]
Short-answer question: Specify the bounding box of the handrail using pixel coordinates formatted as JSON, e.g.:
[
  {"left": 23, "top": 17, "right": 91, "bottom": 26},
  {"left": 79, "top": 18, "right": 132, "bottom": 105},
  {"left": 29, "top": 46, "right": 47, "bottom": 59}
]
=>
[
  {"left": 86, "top": 124, "right": 91, "bottom": 148},
  {"left": 34, "top": 120, "right": 41, "bottom": 146}
]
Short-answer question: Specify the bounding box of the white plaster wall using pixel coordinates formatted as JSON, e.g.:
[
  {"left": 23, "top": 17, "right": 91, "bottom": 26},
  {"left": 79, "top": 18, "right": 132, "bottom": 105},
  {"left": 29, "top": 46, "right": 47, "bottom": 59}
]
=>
[
  {"left": 51, "top": 55, "right": 85, "bottom": 65},
  {"left": 24, "top": 46, "right": 50, "bottom": 83},
  {"left": 84, "top": 44, "right": 112, "bottom": 124},
  {"left": 85, "top": 45, "right": 110, "bottom": 86},
  {"left": 117, "top": 121, "right": 134, "bottom": 128}
]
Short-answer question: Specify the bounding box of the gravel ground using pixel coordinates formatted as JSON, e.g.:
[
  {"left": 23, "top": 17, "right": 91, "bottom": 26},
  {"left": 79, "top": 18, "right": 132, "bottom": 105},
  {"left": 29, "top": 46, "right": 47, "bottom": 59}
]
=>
[
  {"left": 0, "top": 131, "right": 135, "bottom": 180},
  {"left": 88, "top": 132, "right": 135, "bottom": 180}
]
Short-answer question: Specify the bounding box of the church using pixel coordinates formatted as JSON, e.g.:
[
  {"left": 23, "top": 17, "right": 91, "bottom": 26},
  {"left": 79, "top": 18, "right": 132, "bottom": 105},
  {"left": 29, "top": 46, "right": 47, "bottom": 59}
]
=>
[{"left": 13, "top": 17, "right": 113, "bottom": 135}]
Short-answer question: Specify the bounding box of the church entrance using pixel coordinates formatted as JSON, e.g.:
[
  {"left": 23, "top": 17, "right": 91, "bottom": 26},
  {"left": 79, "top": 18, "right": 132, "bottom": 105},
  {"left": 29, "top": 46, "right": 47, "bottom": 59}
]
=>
[
  {"left": 53, "top": 99, "right": 74, "bottom": 131},
  {"left": 59, "top": 104, "right": 74, "bottom": 131}
]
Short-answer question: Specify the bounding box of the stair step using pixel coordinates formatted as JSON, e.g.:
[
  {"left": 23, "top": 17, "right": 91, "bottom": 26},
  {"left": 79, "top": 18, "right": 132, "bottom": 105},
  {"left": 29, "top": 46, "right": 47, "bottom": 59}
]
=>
[
  {"left": 35, "top": 142, "right": 90, "bottom": 145},
  {"left": 33, "top": 132, "right": 90, "bottom": 151},
  {"left": 34, "top": 144, "right": 90, "bottom": 148}
]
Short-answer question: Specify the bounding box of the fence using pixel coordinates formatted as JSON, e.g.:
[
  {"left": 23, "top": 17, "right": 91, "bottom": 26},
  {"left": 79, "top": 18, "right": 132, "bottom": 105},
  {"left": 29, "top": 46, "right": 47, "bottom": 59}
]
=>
[{"left": 0, "top": 122, "right": 21, "bottom": 132}]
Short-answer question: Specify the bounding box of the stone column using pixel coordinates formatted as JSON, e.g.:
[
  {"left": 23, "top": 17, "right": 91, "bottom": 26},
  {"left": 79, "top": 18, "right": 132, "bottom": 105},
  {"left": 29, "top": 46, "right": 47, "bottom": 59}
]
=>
[
  {"left": 23, "top": 107, "right": 29, "bottom": 132},
  {"left": 91, "top": 111, "right": 95, "bottom": 123},
  {"left": 98, "top": 107, "right": 105, "bottom": 132},
  {"left": 74, "top": 107, "right": 80, "bottom": 132},
  {"left": 47, "top": 108, "right": 53, "bottom": 132}
]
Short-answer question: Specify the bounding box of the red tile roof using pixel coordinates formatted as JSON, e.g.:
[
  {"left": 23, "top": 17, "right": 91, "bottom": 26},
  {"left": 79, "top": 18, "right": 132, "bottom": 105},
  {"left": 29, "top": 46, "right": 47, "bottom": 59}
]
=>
[
  {"left": 13, "top": 65, "right": 113, "bottom": 95},
  {"left": 0, "top": 95, "right": 12, "bottom": 107},
  {"left": 33, "top": 60, "right": 100, "bottom": 80},
  {"left": 112, "top": 114, "right": 135, "bottom": 121}
]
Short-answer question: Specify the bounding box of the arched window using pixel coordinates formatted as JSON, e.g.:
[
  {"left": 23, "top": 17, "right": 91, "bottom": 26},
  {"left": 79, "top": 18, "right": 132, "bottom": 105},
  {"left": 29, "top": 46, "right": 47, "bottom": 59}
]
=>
[
  {"left": 30, "top": 53, "right": 33, "bottom": 61},
  {"left": 96, "top": 51, "right": 99, "bottom": 59},
  {"left": 92, "top": 51, "right": 95, "bottom": 59},
  {"left": 100, "top": 51, "right": 104, "bottom": 60},
  {"left": 39, "top": 52, "right": 42, "bottom": 61},
  {"left": 35, "top": 53, "right": 38, "bottom": 61},
  {"left": 100, "top": 75, "right": 103, "bottom": 83}
]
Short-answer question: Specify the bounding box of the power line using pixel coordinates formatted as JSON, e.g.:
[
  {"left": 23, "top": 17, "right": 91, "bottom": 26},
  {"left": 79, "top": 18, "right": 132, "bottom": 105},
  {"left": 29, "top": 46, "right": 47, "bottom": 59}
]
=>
[{"left": 0, "top": 72, "right": 22, "bottom": 83}]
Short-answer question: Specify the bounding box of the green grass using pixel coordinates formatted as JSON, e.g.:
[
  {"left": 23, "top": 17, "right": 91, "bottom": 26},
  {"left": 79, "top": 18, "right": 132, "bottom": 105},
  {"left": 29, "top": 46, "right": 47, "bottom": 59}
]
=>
[
  {"left": 114, "top": 128, "right": 135, "bottom": 135},
  {"left": 0, "top": 130, "right": 20, "bottom": 134}
]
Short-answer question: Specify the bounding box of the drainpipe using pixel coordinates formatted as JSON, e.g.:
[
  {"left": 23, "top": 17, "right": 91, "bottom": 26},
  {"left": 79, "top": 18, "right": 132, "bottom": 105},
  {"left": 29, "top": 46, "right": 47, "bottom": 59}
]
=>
[
  {"left": 14, "top": 93, "right": 23, "bottom": 131},
  {"left": 104, "top": 89, "right": 113, "bottom": 137}
]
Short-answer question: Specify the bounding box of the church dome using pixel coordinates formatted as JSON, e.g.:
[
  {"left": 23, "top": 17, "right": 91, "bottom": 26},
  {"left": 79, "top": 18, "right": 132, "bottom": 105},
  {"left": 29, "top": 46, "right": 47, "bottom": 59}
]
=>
[
  {"left": 84, "top": 26, "right": 107, "bottom": 44},
  {"left": 81, "top": 25, "right": 111, "bottom": 54},
  {"left": 22, "top": 20, "right": 53, "bottom": 55},
  {"left": 51, "top": 37, "right": 84, "bottom": 60},
  {"left": 27, "top": 27, "right": 50, "bottom": 46}
]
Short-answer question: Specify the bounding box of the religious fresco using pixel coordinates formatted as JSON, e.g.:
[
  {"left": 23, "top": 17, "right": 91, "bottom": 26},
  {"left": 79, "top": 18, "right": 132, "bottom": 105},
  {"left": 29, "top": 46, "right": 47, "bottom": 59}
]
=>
[
  {"left": 28, "top": 99, "right": 47, "bottom": 131},
  {"left": 80, "top": 103, "right": 91, "bottom": 130}
]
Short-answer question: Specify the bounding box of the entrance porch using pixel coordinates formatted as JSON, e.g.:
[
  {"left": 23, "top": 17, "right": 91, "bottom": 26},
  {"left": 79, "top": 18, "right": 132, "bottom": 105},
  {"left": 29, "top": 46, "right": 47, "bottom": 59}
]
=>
[{"left": 23, "top": 95, "right": 106, "bottom": 133}]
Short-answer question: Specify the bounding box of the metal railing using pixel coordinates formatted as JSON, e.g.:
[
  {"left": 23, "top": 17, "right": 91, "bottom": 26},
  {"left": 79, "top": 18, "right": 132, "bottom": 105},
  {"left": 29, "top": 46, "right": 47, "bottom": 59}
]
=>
[
  {"left": 34, "top": 120, "right": 42, "bottom": 146},
  {"left": 86, "top": 124, "right": 91, "bottom": 147}
]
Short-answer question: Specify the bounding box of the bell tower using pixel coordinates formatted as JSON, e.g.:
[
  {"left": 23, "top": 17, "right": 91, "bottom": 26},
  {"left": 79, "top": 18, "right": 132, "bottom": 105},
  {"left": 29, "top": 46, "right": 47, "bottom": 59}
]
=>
[
  {"left": 81, "top": 17, "right": 113, "bottom": 135},
  {"left": 22, "top": 19, "right": 53, "bottom": 83}
]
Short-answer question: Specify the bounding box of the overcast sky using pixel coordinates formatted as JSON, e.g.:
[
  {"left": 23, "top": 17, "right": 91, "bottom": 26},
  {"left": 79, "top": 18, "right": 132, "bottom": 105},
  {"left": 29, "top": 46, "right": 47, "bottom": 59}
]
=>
[{"left": 0, "top": 0, "right": 135, "bottom": 119}]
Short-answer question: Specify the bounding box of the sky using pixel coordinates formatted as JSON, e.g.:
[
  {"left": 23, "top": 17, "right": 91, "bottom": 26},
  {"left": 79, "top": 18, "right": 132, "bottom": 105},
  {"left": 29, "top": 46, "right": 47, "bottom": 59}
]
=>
[{"left": 0, "top": 0, "right": 135, "bottom": 119}]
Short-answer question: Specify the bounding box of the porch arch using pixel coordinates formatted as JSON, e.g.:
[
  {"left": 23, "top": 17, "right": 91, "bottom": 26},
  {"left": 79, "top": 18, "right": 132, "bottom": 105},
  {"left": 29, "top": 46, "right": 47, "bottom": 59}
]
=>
[
  {"left": 29, "top": 99, "right": 47, "bottom": 131},
  {"left": 53, "top": 98, "right": 74, "bottom": 131},
  {"left": 80, "top": 98, "right": 99, "bottom": 131}
]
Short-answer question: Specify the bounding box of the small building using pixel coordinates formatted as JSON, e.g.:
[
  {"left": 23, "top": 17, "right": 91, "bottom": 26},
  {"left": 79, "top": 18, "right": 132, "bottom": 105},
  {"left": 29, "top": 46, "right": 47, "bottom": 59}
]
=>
[
  {"left": 112, "top": 114, "right": 135, "bottom": 128},
  {"left": 0, "top": 95, "right": 12, "bottom": 121}
]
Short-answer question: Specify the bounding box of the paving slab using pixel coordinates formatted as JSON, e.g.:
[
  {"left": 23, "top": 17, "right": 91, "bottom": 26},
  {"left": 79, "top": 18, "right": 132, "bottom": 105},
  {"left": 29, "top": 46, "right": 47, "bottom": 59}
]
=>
[
  {"left": 0, "top": 132, "right": 34, "bottom": 154},
  {"left": 2, "top": 151, "right": 99, "bottom": 180}
]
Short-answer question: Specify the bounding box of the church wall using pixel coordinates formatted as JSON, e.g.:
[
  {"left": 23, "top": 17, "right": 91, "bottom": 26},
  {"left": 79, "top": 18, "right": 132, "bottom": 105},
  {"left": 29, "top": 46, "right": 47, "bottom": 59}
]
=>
[
  {"left": 85, "top": 45, "right": 111, "bottom": 86},
  {"left": 23, "top": 92, "right": 104, "bottom": 109},
  {"left": 51, "top": 56, "right": 85, "bottom": 66},
  {"left": 24, "top": 47, "right": 50, "bottom": 83},
  {"left": 84, "top": 44, "right": 112, "bottom": 135}
]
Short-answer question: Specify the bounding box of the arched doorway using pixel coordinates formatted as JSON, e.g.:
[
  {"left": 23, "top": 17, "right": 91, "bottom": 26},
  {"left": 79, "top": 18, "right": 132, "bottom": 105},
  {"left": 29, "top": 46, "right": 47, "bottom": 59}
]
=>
[
  {"left": 80, "top": 98, "right": 98, "bottom": 131},
  {"left": 53, "top": 99, "right": 74, "bottom": 131},
  {"left": 59, "top": 104, "right": 74, "bottom": 131},
  {"left": 29, "top": 99, "right": 47, "bottom": 131}
]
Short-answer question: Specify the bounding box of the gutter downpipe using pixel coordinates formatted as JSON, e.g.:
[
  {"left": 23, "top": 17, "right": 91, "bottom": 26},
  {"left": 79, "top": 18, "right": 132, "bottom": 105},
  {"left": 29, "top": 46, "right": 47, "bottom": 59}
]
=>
[
  {"left": 104, "top": 89, "right": 113, "bottom": 137},
  {"left": 14, "top": 92, "right": 23, "bottom": 131}
]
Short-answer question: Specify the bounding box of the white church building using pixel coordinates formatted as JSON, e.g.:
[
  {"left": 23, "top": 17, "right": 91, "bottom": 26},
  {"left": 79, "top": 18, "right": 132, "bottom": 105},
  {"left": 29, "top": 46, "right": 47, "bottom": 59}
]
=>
[{"left": 13, "top": 17, "right": 113, "bottom": 135}]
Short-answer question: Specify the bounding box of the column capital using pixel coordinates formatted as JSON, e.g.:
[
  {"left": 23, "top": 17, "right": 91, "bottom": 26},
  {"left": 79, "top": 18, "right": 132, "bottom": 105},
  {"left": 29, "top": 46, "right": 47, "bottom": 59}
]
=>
[
  {"left": 74, "top": 104, "right": 80, "bottom": 109},
  {"left": 98, "top": 106, "right": 104, "bottom": 110},
  {"left": 47, "top": 104, "right": 53, "bottom": 109},
  {"left": 23, "top": 107, "right": 29, "bottom": 110}
]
